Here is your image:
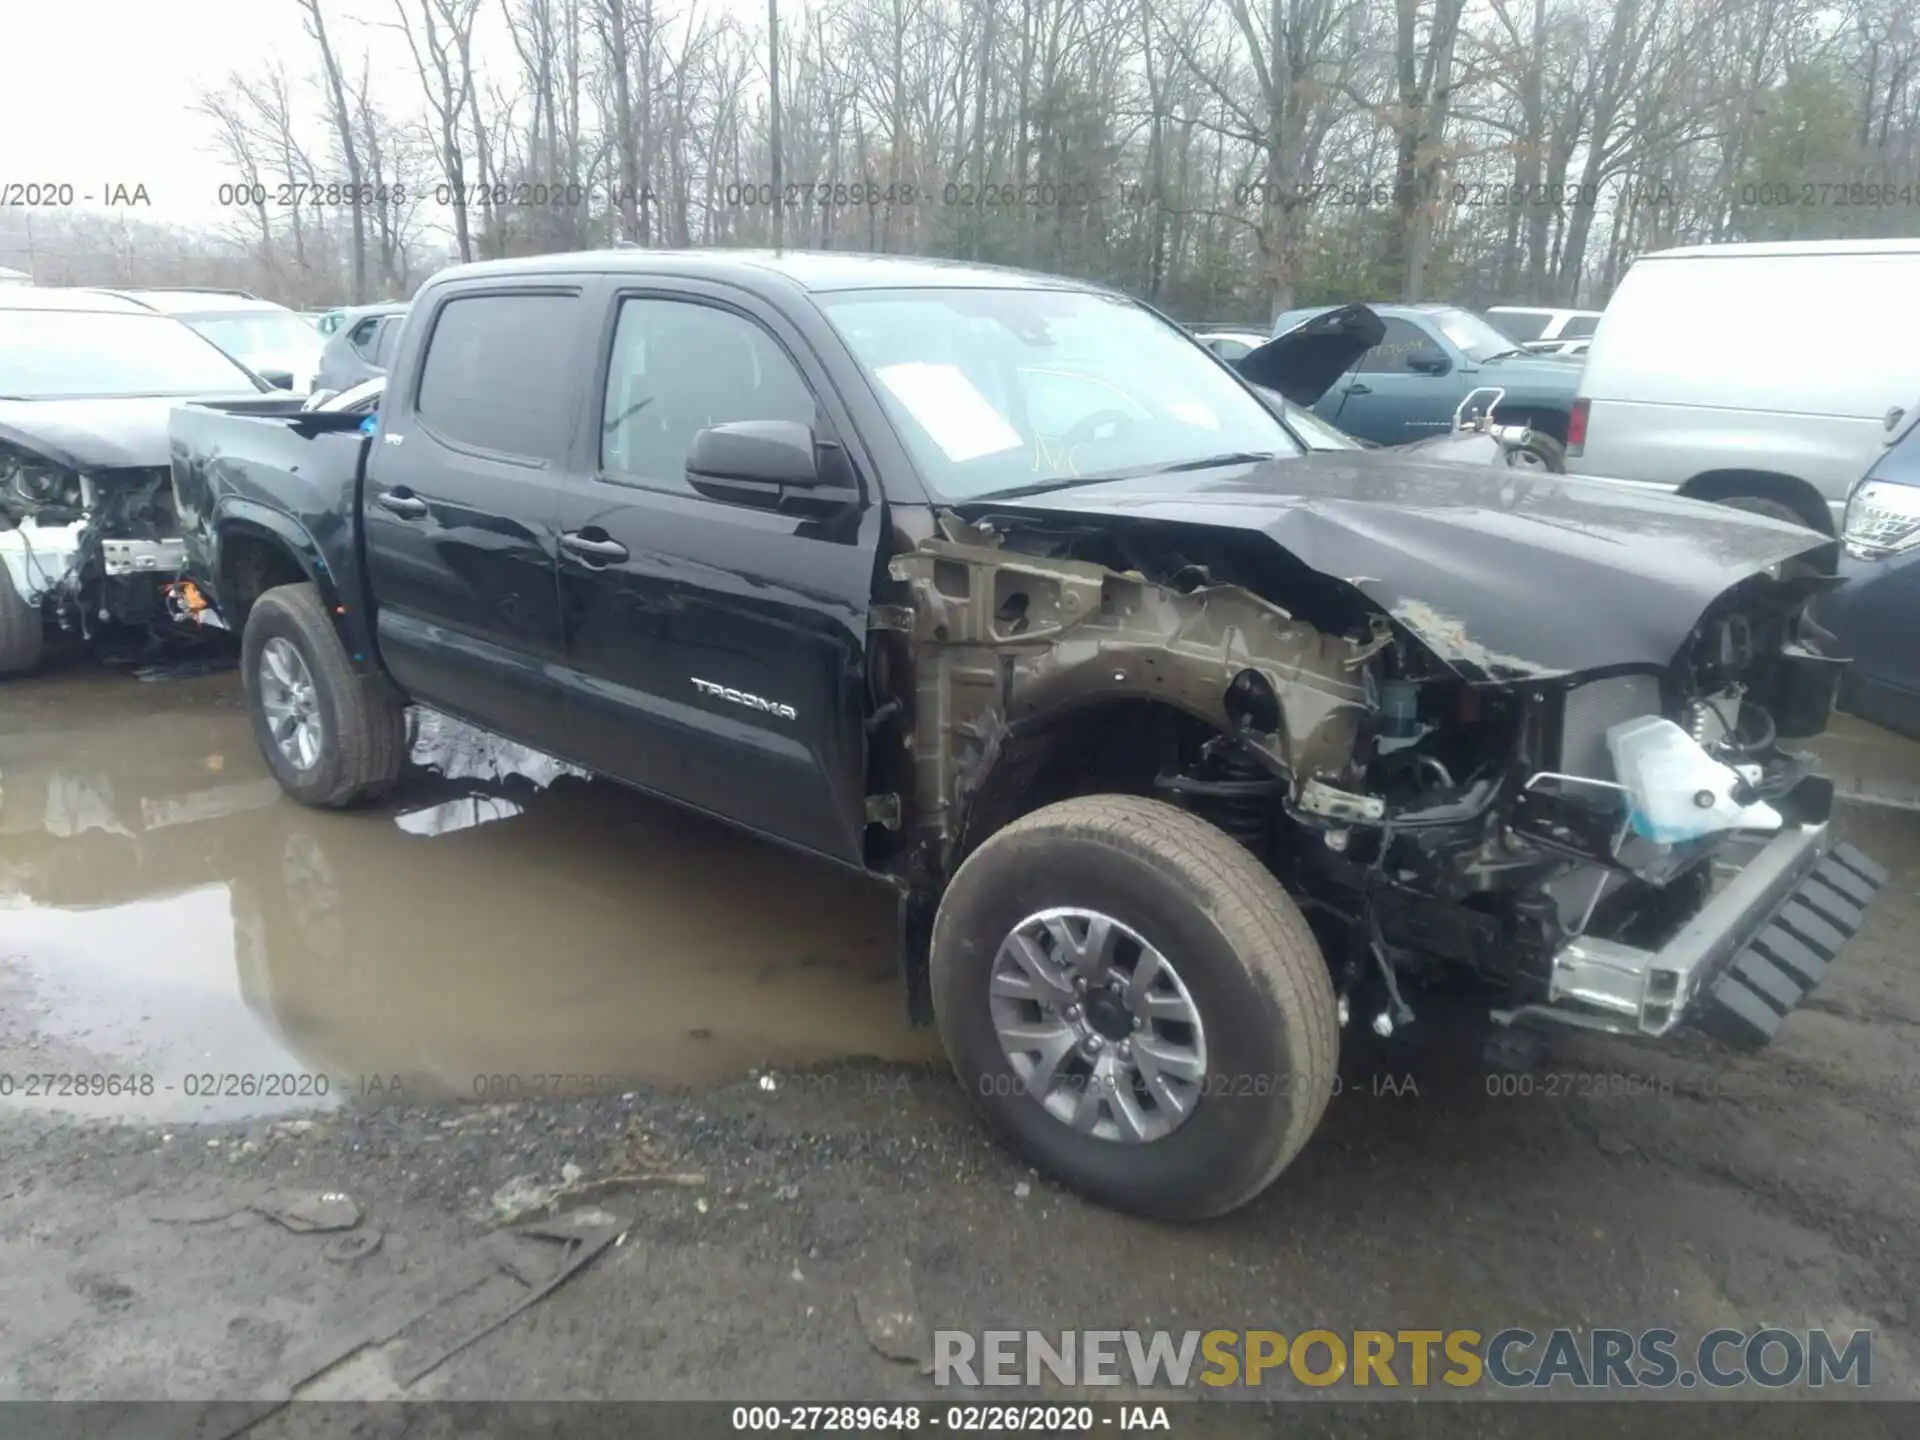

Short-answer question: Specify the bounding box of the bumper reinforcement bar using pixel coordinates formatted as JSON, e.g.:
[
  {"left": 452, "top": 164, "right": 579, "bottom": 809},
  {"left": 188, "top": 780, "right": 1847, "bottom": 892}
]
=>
[{"left": 1492, "top": 826, "right": 1887, "bottom": 1048}]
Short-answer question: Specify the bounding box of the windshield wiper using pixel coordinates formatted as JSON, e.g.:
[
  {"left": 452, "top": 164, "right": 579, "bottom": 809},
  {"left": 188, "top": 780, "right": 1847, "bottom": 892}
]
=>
[
  {"left": 1146, "top": 450, "right": 1278, "bottom": 474},
  {"left": 971, "top": 452, "right": 1277, "bottom": 503}
]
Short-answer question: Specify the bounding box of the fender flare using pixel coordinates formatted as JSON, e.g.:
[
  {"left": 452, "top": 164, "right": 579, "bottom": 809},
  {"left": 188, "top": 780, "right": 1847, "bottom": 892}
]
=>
[{"left": 210, "top": 500, "right": 377, "bottom": 666}]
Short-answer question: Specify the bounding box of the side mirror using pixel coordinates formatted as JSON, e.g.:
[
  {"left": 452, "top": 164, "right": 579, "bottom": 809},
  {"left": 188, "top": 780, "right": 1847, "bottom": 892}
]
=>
[
  {"left": 1406, "top": 353, "right": 1451, "bottom": 376},
  {"left": 259, "top": 368, "right": 297, "bottom": 390},
  {"left": 686, "top": 420, "right": 860, "bottom": 514}
]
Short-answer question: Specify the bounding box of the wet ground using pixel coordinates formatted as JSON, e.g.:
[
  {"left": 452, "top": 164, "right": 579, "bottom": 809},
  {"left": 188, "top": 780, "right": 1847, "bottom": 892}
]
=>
[
  {"left": 2, "top": 659, "right": 1919, "bottom": 1424},
  {"left": 0, "top": 666, "right": 932, "bottom": 1124}
]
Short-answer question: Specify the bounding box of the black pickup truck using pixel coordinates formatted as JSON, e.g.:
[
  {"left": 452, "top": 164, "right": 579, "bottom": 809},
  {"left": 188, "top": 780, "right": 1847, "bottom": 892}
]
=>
[{"left": 169, "top": 250, "right": 1886, "bottom": 1221}]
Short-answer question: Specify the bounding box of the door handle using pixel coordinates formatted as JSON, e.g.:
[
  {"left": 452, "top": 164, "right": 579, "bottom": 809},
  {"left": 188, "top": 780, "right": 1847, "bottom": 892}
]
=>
[
  {"left": 560, "top": 530, "right": 629, "bottom": 563},
  {"left": 374, "top": 488, "right": 428, "bottom": 519},
  {"left": 1344, "top": 382, "right": 1373, "bottom": 396}
]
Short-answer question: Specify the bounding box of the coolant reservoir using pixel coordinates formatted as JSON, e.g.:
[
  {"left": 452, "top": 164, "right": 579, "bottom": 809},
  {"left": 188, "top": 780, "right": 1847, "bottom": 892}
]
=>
[{"left": 1605, "top": 714, "right": 1784, "bottom": 843}]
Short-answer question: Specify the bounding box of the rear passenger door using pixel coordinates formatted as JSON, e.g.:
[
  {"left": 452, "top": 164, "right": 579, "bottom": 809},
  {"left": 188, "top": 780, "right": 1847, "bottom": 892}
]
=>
[
  {"left": 550, "top": 282, "right": 882, "bottom": 865},
  {"left": 364, "top": 287, "right": 583, "bottom": 744}
]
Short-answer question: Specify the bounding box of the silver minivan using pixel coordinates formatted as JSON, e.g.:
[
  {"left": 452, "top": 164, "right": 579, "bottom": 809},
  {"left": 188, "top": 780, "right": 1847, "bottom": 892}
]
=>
[{"left": 1567, "top": 238, "right": 1920, "bottom": 531}]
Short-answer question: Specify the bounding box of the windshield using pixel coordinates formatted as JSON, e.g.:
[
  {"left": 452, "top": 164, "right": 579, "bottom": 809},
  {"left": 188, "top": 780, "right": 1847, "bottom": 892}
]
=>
[
  {"left": 185, "top": 312, "right": 325, "bottom": 367},
  {"left": 1431, "top": 308, "right": 1526, "bottom": 362},
  {"left": 0, "top": 311, "right": 262, "bottom": 399},
  {"left": 819, "top": 287, "right": 1298, "bottom": 500},
  {"left": 1486, "top": 310, "right": 1549, "bottom": 343}
]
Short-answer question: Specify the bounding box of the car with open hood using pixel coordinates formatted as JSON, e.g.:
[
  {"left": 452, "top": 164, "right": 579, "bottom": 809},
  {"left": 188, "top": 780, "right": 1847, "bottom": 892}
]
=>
[
  {"left": 0, "top": 285, "right": 271, "bottom": 674},
  {"left": 1228, "top": 304, "right": 1569, "bottom": 471},
  {"left": 1270, "top": 300, "right": 1583, "bottom": 454},
  {"left": 166, "top": 249, "right": 1883, "bottom": 1222}
]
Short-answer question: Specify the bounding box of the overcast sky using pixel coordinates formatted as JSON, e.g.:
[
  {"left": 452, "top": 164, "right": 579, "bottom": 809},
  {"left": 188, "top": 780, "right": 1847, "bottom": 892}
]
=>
[{"left": 7, "top": 0, "right": 718, "bottom": 227}]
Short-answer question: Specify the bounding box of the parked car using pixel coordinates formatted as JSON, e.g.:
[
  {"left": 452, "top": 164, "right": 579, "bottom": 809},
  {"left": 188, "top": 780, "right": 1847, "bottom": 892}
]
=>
[
  {"left": 1230, "top": 305, "right": 1567, "bottom": 471},
  {"left": 86, "top": 288, "right": 326, "bottom": 394},
  {"left": 1268, "top": 302, "right": 1583, "bottom": 452},
  {"left": 312, "top": 302, "right": 408, "bottom": 396},
  {"left": 0, "top": 286, "right": 271, "bottom": 674},
  {"left": 1485, "top": 305, "right": 1604, "bottom": 354},
  {"left": 306, "top": 309, "right": 347, "bottom": 337},
  {"left": 1818, "top": 400, "right": 1920, "bottom": 739},
  {"left": 170, "top": 249, "right": 1882, "bottom": 1222},
  {"left": 1567, "top": 238, "right": 1920, "bottom": 532}
]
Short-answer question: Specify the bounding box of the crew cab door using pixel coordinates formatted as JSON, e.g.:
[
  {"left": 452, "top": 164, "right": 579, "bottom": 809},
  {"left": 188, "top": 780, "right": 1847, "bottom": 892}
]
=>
[
  {"left": 361, "top": 287, "right": 584, "bottom": 742},
  {"left": 1322, "top": 316, "right": 1465, "bottom": 446},
  {"left": 550, "top": 281, "right": 882, "bottom": 865}
]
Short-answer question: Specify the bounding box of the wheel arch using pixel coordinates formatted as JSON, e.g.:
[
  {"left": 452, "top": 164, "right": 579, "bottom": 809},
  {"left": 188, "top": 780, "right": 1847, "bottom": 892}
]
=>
[
  {"left": 1678, "top": 469, "right": 1834, "bottom": 534},
  {"left": 213, "top": 503, "right": 375, "bottom": 663}
]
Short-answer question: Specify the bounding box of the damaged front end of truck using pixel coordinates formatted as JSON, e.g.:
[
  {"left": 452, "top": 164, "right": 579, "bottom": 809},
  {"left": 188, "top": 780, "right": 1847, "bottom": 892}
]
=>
[{"left": 879, "top": 454, "right": 1886, "bottom": 1055}]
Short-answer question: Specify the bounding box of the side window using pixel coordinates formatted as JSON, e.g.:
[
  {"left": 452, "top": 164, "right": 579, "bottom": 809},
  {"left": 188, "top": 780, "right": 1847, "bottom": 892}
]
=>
[
  {"left": 1354, "top": 318, "right": 1447, "bottom": 375},
  {"left": 600, "top": 298, "right": 817, "bottom": 491},
  {"left": 1560, "top": 315, "right": 1599, "bottom": 339},
  {"left": 371, "top": 317, "right": 400, "bottom": 366},
  {"left": 1209, "top": 337, "right": 1253, "bottom": 361},
  {"left": 348, "top": 317, "right": 382, "bottom": 359},
  {"left": 416, "top": 293, "right": 578, "bottom": 461}
]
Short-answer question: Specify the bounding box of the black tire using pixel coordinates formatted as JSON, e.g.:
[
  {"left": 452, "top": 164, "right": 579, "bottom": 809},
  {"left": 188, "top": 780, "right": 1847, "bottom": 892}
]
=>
[
  {"left": 1717, "top": 494, "right": 1812, "bottom": 529},
  {"left": 0, "top": 560, "right": 44, "bottom": 676},
  {"left": 1508, "top": 432, "right": 1567, "bottom": 473},
  {"left": 241, "top": 581, "right": 405, "bottom": 808},
  {"left": 930, "top": 794, "right": 1339, "bottom": 1220}
]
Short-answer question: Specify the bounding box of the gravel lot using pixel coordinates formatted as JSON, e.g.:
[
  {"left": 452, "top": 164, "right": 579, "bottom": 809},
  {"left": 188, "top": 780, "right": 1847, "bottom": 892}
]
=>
[{"left": 2, "top": 660, "right": 1916, "bottom": 1430}]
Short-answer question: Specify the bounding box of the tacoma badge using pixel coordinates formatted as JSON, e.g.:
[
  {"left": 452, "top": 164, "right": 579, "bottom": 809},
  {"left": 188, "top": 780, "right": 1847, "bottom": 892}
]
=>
[{"left": 691, "top": 677, "right": 797, "bottom": 720}]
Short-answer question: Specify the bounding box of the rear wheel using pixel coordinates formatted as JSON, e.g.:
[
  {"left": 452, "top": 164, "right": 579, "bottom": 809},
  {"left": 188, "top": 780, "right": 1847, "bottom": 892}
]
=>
[
  {"left": 241, "top": 582, "right": 405, "bottom": 808},
  {"left": 1507, "top": 432, "right": 1567, "bottom": 473},
  {"left": 0, "top": 562, "right": 43, "bottom": 676},
  {"left": 930, "top": 795, "right": 1338, "bottom": 1220}
]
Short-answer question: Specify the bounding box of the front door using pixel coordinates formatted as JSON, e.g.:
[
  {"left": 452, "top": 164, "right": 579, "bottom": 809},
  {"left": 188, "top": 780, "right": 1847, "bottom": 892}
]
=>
[
  {"left": 550, "top": 285, "right": 882, "bottom": 865},
  {"left": 1321, "top": 316, "right": 1465, "bottom": 446},
  {"left": 362, "top": 288, "right": 583, "bottom": 743}
]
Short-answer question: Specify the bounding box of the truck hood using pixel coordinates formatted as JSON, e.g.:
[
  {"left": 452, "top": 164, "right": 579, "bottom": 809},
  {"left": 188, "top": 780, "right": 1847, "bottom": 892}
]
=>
[
  {"left": 1235, "top": 304, "right": 1385, "bottom": 405},
  {"left": 0, "top": 394, "right": 260, "bottom": 470},
  {"left": 957, "top": 451, "right": 1832, "bottom": 682}
]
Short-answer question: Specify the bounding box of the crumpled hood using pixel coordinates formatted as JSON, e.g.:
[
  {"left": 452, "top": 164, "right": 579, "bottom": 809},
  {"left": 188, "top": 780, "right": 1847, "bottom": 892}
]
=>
[
  {"left": 0, "top": 394, "right": 259, "bottom": 470},
  {"left": 959, "top": 451, "right": 1832, "bottom": 682}
]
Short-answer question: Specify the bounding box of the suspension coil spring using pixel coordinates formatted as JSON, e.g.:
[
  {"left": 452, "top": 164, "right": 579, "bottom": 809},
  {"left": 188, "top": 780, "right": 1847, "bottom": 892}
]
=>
[{"left": 1191, "top": 747, "right": 1274, "bottom": 854}]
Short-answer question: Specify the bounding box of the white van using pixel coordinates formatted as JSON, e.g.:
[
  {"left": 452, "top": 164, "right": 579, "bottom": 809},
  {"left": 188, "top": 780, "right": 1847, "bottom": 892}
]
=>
[{"left": 1567, "top": 238, "right": 1920, "bottom": 530}]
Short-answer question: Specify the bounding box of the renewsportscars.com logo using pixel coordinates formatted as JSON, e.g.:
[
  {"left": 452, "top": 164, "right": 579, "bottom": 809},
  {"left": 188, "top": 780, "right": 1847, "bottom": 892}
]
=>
[{"left": 932, "top": 1327, "right": 1873, "bottom": 1391}]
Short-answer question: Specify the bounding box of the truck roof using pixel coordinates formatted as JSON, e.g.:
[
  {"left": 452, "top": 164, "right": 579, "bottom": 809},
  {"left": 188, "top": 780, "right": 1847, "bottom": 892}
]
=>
[
  {"left": 424, "top": 248, "right": 1120, "bottom": 295},
  {"left": 1637, "top": 238, "right": 1920, "bottom": 261}
]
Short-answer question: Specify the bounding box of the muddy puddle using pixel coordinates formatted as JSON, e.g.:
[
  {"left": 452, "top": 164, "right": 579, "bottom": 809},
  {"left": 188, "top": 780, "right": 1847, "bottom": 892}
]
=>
[{"left": 0, "top": 667, "right": 934, "bottom": 1122}]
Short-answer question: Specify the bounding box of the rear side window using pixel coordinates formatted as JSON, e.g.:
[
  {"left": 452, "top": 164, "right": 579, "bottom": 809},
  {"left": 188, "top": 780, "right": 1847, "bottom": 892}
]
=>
[
  {"left": 1560, "top": 315, "right": 1599, "bottom": 339},
  {"left": 349, "top": 316, "right": 382, "bottom": 357},
  {"left": 416, "top": 293, "right": 578, "bottom": 460},
  {"left": 372, "top": 317, "right": 401, "bottom": 366}
]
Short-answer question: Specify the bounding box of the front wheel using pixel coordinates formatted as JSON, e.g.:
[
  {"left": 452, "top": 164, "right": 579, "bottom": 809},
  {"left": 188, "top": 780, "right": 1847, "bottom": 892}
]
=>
[
  {"left": 930, "top": 795, "right": 1339, "bottom": 1220},
  {"left": 241, "top": 582, "right": 405, "bottom": 808}
]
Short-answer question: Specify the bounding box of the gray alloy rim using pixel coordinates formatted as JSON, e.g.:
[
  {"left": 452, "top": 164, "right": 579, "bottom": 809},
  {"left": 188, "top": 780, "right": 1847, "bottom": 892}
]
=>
[
  {"left": 988, "top": 906, "right": 1209, "bottom": 1144},
  {"left": 258, "top": 637, "right": 324, "bottom": 771}
]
